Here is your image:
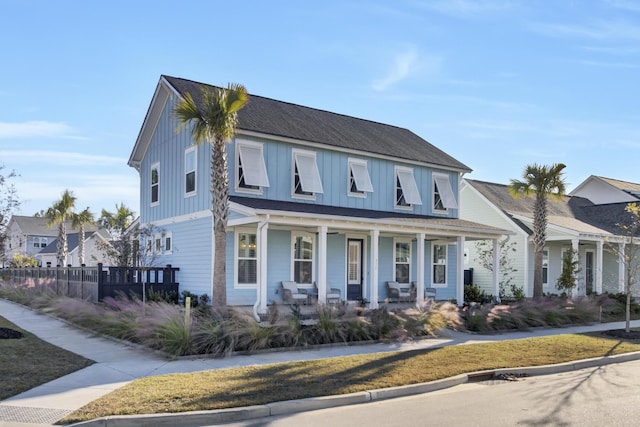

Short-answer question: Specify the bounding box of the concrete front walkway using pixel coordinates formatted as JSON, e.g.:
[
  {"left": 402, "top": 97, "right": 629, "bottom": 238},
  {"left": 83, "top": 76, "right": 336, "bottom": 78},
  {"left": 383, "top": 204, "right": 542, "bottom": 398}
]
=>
[{"left": 2, "top": 298, "right": 640, "bottom": 426}]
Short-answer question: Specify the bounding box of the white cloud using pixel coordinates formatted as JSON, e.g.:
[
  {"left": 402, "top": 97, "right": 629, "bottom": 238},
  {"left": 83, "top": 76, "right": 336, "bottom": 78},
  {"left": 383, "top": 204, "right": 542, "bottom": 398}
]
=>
[
  {"left": 3, "top": 150, "right": 125, "bottom": 166},
  {"left": 607, "top": 0, "right": 640, "bottom": 12},
  {"left": 414, "top": 0, "right": 513, "bottom": 18},
  {"left": 372, "top": 49, "right": 439, "bottom": 91},
  {"left": 532, "top": 19, "right": 640, "bottom": 41},
  {"left": 0, "top": 121, "right": 80, "bottom": 139},
  {"left": 579, "top": 59, "right": 640, "bottom": 68}
]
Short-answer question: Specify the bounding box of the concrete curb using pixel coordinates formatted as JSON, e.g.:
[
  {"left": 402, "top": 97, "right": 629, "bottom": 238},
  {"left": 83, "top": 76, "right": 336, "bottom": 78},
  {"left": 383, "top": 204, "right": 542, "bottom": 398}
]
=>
[{"left": 70, "top": 350, "right": 640, "bottom": 426}]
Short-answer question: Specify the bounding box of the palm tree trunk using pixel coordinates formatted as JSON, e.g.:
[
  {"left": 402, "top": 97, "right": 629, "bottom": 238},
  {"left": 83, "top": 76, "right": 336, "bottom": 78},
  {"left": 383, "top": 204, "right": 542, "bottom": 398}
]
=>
[
  {"left": 211, "top": 136, "right": 229, "bottom": 306},
  {"left": 79, "top": 224, "right": 85, "bottom": 266},
  {"left": 532, "top": 194, "right": 548, "bottom": 299},
  {"left": 57, "top": 221, "right": 68, "bottom": 266}
]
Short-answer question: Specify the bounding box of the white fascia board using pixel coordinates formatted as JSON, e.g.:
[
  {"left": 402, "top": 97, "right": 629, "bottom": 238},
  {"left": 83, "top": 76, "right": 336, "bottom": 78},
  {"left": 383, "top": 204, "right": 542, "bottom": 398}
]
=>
[
  {"left": 568, "top": 175, "right": 598, "bottom": 196},
  {"left": 236, "top": 129, "right": 471, "bottom": 174},
  {"left": 228, "top": 216, "right": 261, "bottom": 227},
  {"left": 229, "top": 201, "right": 257, "bottom": 217},
  {"left": 143, "top": 210, "right": 211, "bottom": 228},
  {"left": 250, "top": 208, "right": 507, "bottom": 238}
]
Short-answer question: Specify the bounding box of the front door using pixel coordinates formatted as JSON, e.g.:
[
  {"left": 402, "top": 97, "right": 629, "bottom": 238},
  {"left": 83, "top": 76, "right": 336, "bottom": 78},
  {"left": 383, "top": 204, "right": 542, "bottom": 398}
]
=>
[
  {"left": 585, "top": 250, "right": 594, "bottom": 294},
  {"left": 347, "top": 239, "right": 363, "bottom": 301}
]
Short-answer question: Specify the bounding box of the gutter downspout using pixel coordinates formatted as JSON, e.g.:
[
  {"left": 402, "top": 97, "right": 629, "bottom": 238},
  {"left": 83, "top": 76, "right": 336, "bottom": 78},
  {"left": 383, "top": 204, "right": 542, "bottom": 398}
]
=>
[{"left": 253, "top": 214, "right": 270, "bottom": 322}]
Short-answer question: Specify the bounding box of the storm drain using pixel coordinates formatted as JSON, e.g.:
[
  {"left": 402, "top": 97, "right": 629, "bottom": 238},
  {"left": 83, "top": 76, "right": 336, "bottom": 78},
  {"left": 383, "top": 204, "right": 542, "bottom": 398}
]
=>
[{"left": 0, "top": 405, "right": 72, "bottom": 425}]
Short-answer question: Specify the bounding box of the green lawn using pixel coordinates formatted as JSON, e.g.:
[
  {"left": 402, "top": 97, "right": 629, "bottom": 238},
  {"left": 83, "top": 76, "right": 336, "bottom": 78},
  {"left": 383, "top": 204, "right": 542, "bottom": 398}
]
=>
[
  {"left": 62, "top": 332, "right": 640, "bottom": 423},
  {"left": 0, "top": 316, "right": 94, "bottom": 401}
]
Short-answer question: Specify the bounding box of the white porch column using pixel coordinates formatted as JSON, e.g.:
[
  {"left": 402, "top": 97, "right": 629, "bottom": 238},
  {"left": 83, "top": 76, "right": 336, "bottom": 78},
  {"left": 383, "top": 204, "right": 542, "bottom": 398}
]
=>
[
  {"left": 571, "top": 238, "right": 579, "bottom": 297},
  {"left": 493, "top": 238, "right": 500, "bottom": 302},
  {"left": 258, "top": 221, "right": 269, "bottom": 314},
  {"left": 596, "top": 239, "right": 603, "bottom": 294},
  {"left": 416, "top": 233, "right": 425, "bottom": 306},
  {"left": 317, "top": 225, "right": 328, "bottom": 305},
  {"left": 370, "top": 229, "right": 380, "bottom": 309},
  {"left": 456, "top": 236, "right": 465, "bottom": 305},
  {"left": 619, "top": 242, "right": 626, "bottom": 293}
]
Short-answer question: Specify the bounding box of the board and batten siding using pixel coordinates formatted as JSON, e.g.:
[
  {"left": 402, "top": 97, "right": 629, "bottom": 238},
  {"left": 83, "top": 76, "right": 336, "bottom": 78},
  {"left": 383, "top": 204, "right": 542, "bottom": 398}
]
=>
[
  {"left": 228, "top": 136, "right": 459, "bottom": 218},
  {"left": 140, "top": 94, "right": 211, "bottom": 224}
]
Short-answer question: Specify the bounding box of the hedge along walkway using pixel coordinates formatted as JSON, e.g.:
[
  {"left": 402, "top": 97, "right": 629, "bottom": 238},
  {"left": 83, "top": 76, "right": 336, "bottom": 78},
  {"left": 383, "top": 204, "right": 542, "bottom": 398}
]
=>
[{"left": 63, "top": 333, "right": 640, "bottom": 423}]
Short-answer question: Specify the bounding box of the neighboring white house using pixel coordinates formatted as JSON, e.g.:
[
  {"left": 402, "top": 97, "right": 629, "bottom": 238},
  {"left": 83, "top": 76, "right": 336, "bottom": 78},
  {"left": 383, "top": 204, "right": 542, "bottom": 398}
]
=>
[
  {"left": 570, "top": 176, "right": 640, "bottom": 205},
  {"left": 37, "top": 229, "right": 112, "bottom": 267},
  {"left": 460, "top": 178, "right": 639, "bottom": 298}
]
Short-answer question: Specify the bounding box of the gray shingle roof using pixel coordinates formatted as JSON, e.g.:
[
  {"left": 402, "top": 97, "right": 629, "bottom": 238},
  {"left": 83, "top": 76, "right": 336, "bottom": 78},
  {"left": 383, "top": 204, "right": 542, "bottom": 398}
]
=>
[
  {"left": 466, "top": 179, "right": 640, "bottom": 237},
  {"left": 162, "top": 75, "right": 471, "bottom": 172}
]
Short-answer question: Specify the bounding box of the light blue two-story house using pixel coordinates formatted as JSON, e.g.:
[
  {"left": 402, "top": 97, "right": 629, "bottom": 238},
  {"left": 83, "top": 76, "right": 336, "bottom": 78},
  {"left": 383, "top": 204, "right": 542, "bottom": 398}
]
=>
[{"left": 128, "top": 75, "right": 507, "bottom": 314}]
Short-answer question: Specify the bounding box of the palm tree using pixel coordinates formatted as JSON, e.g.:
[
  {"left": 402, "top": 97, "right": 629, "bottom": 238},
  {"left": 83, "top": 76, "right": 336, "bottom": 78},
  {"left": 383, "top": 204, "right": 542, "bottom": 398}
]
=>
[
  {"left": 509, "top": 163, "right": 567, "bottom": 299},
  {"left": 72, "top": 207, "right": 94, "bottom": 266},
  {"left": 46, "top": 190, "right": 77, "bottom": 267},
  {"left": 98, "top": 203, "right": 136, "bottom": 266},
  {"left": 174, "top": 83, "right": 249, "bottom": 306}
]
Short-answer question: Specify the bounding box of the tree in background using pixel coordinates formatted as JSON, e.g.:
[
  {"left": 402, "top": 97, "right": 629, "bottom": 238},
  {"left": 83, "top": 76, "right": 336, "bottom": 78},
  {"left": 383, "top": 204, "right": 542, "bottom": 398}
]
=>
[
  {"left": 0, "top": 166, "right": 20, "bottom": 266},
  {"left": 46, "top": 190, "right": 76, "bottom": 266},
  {"left": 10, "top": 253, "right": 38, "bottom": 267},
  {"left": 96, "top": 203, "right": 136, "bottom": 266},
  {"left": 174, "top": 83, "right": 249, "bottom": 306},
  {"left": 72, "top": 207, "right": 95, "bottom": 266},
  {"left": 606, "top": 203, "right": 640, "bottom": 333},
  {"left": 509, "top": 163, "right": 567, "bottom": 298}
]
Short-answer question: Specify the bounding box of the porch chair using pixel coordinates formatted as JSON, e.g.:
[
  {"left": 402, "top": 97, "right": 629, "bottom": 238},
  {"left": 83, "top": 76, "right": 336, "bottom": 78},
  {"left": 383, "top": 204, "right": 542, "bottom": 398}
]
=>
[
  {"left": 411, "top": 281, "right": 437, "bottom": 303},
  {"left": 281, "top": 281, "right": 308, "bottom": 305},
  {"left": 386, "top": 281, "right": 413, "bottom": 303},
  {"left": 326, "top": 287, "right": 341, "bottom": 304}
]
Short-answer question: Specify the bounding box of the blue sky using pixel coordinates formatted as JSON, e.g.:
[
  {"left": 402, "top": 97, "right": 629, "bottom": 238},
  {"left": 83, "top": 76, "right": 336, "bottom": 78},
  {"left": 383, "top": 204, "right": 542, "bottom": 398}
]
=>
[{"left": 1, "top": 0, "right": 639, "bottom": 217}]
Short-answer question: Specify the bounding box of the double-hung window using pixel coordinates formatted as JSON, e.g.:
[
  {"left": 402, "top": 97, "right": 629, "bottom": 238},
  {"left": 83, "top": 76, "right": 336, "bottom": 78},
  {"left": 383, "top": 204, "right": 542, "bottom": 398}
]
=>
[
  {"left": 236, "top": 140, "right": 269, "bottom": 193},
  {"left": 348, "top": 158, "right": 374, "bottom": 197},
  {"left": 292, "top": 149, "right": 323, "bottom": 199},
  {"left": 394, "top": 240, "right": 411, "bottom": 283},
  {"left": 236, "top": 231, "right": 257, "bottom": 287},
  {"left": 292, "top": 233, "right": 314, "bottom": 284},
  {"left": 150, "top": 162, "right": 159, "bottom": 206},
  {"left": 185, "top": 147, "right": 196, "bottom": 196},
  {"left": 432, "top": 243, "right": 447, "bottom": 287},
  {"left": 543, "top": 249, "right": 549, "bottom": 286},
  {"left": 395, "top": 166, "right": 422, "bottom": 209},
  {"left": 432, "top": 173, "right": 458, "bottom": 213},
  {"left": 164, "top": 232, "right": 173, "bottom": 255}
]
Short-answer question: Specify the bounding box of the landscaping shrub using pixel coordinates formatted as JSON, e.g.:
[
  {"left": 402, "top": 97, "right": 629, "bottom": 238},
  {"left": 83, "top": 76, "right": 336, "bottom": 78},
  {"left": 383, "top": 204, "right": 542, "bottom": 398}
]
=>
[{"left": 464, "top": 284, "right": 493, "bottom": 304}]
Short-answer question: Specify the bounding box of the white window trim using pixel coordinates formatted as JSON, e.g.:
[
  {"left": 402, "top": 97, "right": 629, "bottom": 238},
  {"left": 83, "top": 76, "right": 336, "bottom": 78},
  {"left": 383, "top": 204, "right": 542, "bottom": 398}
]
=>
[
  {"left": 395, "top": 166, "right": 422, "bottom": 210},
  {"left": 236, "top": 140, "right": 269, "bottom": 194},
  {"left": 235, "top": 228, "right": 258, "bottom": 289},
  {"left": 150, "top": 162, "right": 160, "bottom": 206},
  {"left": 292, "top": 149, "right": 323, "bottom": 200},
  {"left": 291, "top": 231, "right": 315, "bottom": 286},
  {"left": 184, "top": 147, "right": 197, "bottom": 197},
  {"left": 393, "top": 238, "right": 412, "bottom": 283},
  {"left": 431, "top": 242, "right": 448, "bottom": 288},
  {"left": 164, "top": 232, "right": 173, "bottom": 255},
  {"left": 432, "top": 173, "right": 458, "bottom": 213},
  {"left": 348, "top": 158, "right": 373, "bottom": 198},
  {"left": 543, "top": 248, "right": 549, "bottom": 287}
]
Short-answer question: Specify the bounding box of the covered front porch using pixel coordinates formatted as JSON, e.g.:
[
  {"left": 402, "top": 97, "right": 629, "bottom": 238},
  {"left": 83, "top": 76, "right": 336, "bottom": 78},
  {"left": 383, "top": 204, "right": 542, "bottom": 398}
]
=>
[{"left": 228, "top": 199, "right": 508, "bottom": 315}]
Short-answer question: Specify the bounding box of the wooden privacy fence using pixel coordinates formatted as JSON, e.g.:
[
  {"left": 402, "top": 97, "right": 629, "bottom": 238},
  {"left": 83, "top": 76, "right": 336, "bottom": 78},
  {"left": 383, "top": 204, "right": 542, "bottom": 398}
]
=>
[{"left": 1, "top": 264, "right": 180, "bottom": 302}]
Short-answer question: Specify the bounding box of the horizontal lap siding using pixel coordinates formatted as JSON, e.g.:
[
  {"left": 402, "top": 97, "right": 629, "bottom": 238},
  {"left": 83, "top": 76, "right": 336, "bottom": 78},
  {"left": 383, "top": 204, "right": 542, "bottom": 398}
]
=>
[
  {"left": 266, "top": 230, "right": 292, "bottom": 305},
  {"left": 327, "top": 234, "right": 346, "bottom": 292},
  {"left": 151, "top": 217, "right": 212, "bottom": 298}
]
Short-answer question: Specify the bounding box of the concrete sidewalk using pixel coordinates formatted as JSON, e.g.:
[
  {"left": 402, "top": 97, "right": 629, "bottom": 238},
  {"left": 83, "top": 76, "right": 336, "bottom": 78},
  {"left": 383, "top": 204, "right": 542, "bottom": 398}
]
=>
[{"left": 2, "top": 298, "right": 640, "bottom": 426}]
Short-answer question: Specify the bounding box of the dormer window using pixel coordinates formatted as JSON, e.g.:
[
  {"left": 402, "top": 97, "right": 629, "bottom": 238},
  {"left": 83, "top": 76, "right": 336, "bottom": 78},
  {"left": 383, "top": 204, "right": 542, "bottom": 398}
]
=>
[
  {"left": 292, "top": 149, "right": 323, "bottom": 199},
  {"left": 395, "top": 166, "right": 422, "bottom": 209},
  {"left": 348, "top": 158, "right": 373, "bottom": 197},
  {"left": 236, "top": 140, "right": 270, "bottom": 194},
  {"left": 432, "top": 173, "right": 458, "bottom": 213}
]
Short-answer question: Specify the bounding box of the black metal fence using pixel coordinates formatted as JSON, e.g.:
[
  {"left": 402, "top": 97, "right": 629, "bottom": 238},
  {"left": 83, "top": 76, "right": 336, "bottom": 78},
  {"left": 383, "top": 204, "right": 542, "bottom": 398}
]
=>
[{"left": 1, "top": 264, "right": 179, "bottom": 302}]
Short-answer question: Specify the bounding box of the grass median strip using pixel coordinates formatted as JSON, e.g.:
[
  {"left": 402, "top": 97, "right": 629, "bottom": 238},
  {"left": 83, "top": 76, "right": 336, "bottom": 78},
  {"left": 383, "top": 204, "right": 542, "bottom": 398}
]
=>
[
  {"left": 63, "top": 333, "right": 640, "bottom": 423},
  {"left": 0, "top": 316, "right": 94, "bottom": 401}
]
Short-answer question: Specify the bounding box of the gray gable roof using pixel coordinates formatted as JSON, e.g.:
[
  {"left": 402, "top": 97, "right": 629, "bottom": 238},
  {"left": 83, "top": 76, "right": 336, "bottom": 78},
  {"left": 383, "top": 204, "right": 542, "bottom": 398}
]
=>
[
  {"left": 10, "top": 216, "right": 69, "bottom": 237},
  {"left": 466, "top": 179, "right": 640, "bottom": 237},
  {"left": 598, "top": 176, "right": 640, "bottom": 199},
  {"left": 162, "top": 75, "right": 471, "bottom": 172}
]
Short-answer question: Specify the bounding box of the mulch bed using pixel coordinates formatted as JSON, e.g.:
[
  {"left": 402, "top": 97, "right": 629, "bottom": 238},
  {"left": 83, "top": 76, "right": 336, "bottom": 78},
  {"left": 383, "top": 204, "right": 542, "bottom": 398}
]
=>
[
  {"left": 0, "top": 327, "right": 24, "bottom": 339},
  {"left": 603, "top": 329, "right": 640, "bottom": 340}
]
